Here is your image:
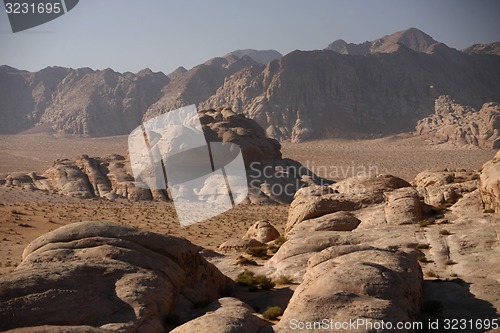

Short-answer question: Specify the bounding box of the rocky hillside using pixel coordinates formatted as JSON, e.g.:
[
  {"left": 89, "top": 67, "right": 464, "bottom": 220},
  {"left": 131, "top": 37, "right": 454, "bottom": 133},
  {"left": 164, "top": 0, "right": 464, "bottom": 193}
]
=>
[
  {"left": 325, "top": 27, "right": 440, "bottom": 55},
  {"left": 415, "top": 95, "right": 500, "bottom": 148},
  {"left": 0, "top": 65, "right": 169, "bottom": 135},
  {"left": 463, "top": 42, "right": 500, "bottom": 55},
  {"left": 2, "top": 29, "right": 499, "bottom": 141},
  {"left": 201, "top": 41, "right": 500, "bottom": 142}
]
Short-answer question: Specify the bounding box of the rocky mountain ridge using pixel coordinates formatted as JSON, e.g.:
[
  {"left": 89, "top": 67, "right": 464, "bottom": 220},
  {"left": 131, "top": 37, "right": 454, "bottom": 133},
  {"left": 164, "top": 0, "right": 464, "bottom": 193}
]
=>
[{"left": 1, "top": 29, "right": 499, "bottom": 141}]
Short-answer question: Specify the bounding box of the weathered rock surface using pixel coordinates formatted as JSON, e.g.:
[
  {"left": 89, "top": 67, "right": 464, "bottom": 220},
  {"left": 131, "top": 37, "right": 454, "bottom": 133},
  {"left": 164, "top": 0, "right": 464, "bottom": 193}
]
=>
[
  {"left": 219, "top": 238, "right": 264, "bottom": 253},
  {"left": 0, "top": 221, "right": 231, "bottom": 333},
  {"left": 2, "top": 109, "right": 330, "bottom": 205},
  {"left": 225, "top": 49, "right": 283, "bottom": 65},
  {"left": 415, "top": 95, "right": 500, "bottom": 148},
  {"left": 201, "top": 30, "right": 500, "bottom": 142},
  {"left": 243, "top": 220, "right": 280, "bottom": 243},
  {"left": 463, "top": 42, "right": 500, "bottom": 56},
  {"left": 273, "top": 248, "right": 423, "bottom": 333},
  {"left": 480, "top": 151, "right": 500, "bottom": 213},
  {"left": 170, "top": 297, "right": 268, "bottom": 333}
]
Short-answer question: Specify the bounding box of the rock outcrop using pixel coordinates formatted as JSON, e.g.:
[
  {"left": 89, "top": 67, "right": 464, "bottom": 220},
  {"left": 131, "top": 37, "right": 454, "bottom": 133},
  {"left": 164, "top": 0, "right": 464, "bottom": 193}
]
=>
[
  {"left": 264, "top": 174, "right": 425, "bottom": 332},
  {"left": 415, "top": 95, "right": 500, "bottom": 148},
  {"left": 201, "top": 37, "right": 500, "bottom": 142},
  {"left": 0, "top": 221, "right": 231, "bottom": 332},
  {"left": 2, "top": 109, "right": 330, "bottom": 204},
  {"left": 480, "top": 151, "right": 500, "bottom": 213},
  {"left": 243, "top": 220, "right": 280, "bottom": 244},
  {"left": 463, "top": 42, "right": 500, "bottom": 56},
  {"left": 225, "top": 49, "right": 283, "bottom": 65}
]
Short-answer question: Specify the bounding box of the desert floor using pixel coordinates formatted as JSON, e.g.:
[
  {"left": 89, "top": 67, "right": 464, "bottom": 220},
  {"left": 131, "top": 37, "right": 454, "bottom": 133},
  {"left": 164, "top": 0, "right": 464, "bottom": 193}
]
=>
[{"left": 0, "top": 133, "right": 497, "bottom": 275}]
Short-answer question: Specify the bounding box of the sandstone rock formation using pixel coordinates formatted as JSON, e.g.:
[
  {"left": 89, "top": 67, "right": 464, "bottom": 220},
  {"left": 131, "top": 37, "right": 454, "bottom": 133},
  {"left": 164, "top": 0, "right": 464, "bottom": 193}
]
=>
[
  {"left": 415, "top": 95, "right": 500, "bottom": 148},
  {"left": 0, "top": 66, "right": 169, "bottom": 135},
  {"left": 243, "top": 220, "right": 280, "bottom": 244},
  {"left": 0, "top": 221, "right": 231, "bottom": 332},
  {"left": 480, "top": 151, "right": 500, "bottom": 213},
  {"left": 2, "top": 109, "right": 329, "bottom": 204},
  {"left": 170, "top": 297, "right": 268, "bottom": 333},
  {"left": 201, "top": 35, "right": 500, "bottom": 142}
]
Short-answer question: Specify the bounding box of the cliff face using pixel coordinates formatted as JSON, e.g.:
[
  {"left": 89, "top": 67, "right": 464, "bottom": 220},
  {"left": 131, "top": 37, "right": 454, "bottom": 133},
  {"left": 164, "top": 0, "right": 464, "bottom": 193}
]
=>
[
  {"left": 201, "top": 46, "right": 500, "bottom": 142},
  {"left": 2, "top": 29, "right": 499, "bottom": 141},
  {"left": 416, "top": 95, "right": 500, "bottom": 148},
  {"left": 0, "top": 66, "right": 169, "bottom": 136}
]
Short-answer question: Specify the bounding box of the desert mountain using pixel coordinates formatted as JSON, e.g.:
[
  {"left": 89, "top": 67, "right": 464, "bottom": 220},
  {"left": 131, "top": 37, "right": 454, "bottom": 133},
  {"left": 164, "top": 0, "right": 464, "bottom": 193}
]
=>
[
  {"left": 143, "top": 54, "right": 260, "bottom": 122},
  {"left": 0, "top": 66, "right": 169, "bottom": 135},
  {"left": 1, "top": 28, "right": 499, "bottom": 141},
  {"left": 224, "top": 49, "right": 283, "bottom": 64},
  {"left": 463, "top": 42, "right": 500, "bottom": 55},
  {"left": 201, "top": 44, "right": 500, "bottom": 141},
  {"left": 325, "top": 27, "right": 441, "bottom": 55}
]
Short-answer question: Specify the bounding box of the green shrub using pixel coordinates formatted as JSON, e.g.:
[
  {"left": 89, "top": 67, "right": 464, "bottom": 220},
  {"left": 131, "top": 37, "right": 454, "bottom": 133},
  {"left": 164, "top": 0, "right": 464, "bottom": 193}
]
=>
[
  {"left": 246, "top": 246, "right": 269, "bottom": 258},
  {"left": 418, "top": 256, "right": 430, "bottom": 263},
  {"left": 417, "top": 243, "right": 430, "bottom": 249},
  {"left": 445, "top": 259, "right": 457, "bottom": 265},
  {"left": 426, "top": 270, "right": 438, "bottom": 278},
  {"left": 236, "top": 256, "right": 258, "bottom": 266},
  {"left": 419, "top": 218, "right": 436, "bottom": 228},
  {"left": 236, "top": 270, "right": 275, "bottom": 290},
  {"left": 262, "top": 306, "right": 283, "bottom": 320},
  {"left": 484, "top": 209, "right": 495, "bottom": 214},
  {"left": 439, "top": 229, "right": 451, "bottom": 236},
  {"left": 275, "top": 275, "right": 293, "bottom": 285},
  {"left": 236, "top": 270, "right": 256, "bottom": 286}
]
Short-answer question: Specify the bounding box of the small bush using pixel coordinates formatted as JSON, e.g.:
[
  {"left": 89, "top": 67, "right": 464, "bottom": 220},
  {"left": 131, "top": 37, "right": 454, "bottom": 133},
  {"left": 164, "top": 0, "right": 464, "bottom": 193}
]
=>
[
  {"left": 419, "top": 218, "right": 436, "bottom": 228},
  {"left": 262, "top": 306, "right": 283, "bottom": 320},
  {"left": 417, "top": 243, "right": 430, "bottom": 249},
  {"left": 418, "top": 256, "right": 430, "bottom": 263},
  {"left": 439, "top": 229, "right": 451, "bottom": 236},
  {"left": 470, "top": 173, "right": 480, "bottom": 180},
  {"left": 236, "top": 270, "right": 275, "bottom": 290},
  {"left": 275, "top": 275, "right": 293, "bottom": 285},
  {"left": 445, "top": 259, "right": 457, "bottom": 265},
  {"left": 422, "top": 300, "right": 443, "bottom": 317},
  {"left": 484, "top": 209, "right": 495, "bottom": 214},
  {"left": 236, "top": 256, "right": 258, "bottom": 266},
  {"left": 236, "top": 270, "right": 256, "bottom": 286},
  {"left": 246, "top": 246, "right": 268, "bottom": 258},
  {"left": 10, "top": 209, "right": 22, "bottom": 215},
  {"left": 254, "top": 275, "right": 275, "bottom": 290},
  {"left": 426, "top": 270, "right": 439, "bottom": 278}
]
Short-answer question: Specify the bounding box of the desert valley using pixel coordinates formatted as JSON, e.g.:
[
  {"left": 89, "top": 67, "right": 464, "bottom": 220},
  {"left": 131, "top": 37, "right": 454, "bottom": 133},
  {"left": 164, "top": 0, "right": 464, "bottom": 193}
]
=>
[{"left": 1, "top": 27, "right": 500, "bottom": 333}]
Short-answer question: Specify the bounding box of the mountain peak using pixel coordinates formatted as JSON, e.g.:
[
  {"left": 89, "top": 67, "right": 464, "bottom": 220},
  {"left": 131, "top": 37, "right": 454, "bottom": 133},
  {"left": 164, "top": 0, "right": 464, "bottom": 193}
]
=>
[
  {"left": 225, "top": 49, "right": 283, "bottom": 65},
  {"left": 326, "top": 28, "right": 440, "bottom": 55}
]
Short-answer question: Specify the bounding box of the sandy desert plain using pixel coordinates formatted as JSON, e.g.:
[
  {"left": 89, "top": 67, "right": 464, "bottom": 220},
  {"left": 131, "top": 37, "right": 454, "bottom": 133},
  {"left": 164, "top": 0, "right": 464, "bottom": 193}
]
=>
[{"left": 0, "top": 132, "right": 496, "bottom": 276}]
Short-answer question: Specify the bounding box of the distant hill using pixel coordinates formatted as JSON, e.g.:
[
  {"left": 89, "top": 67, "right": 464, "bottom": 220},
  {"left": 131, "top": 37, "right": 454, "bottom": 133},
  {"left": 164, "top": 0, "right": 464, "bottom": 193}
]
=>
[
  {"left": 326, "top": 28, "right": 442, "bottom": 55},
  {"left": 463, "top": 42, "right": 500, "bottom": 55},
  {"left": 225, "top": 49, "right": 282, "bottom": 64},
  {"left": 1, "top": 28, "right": 499, "bottom": 141}
]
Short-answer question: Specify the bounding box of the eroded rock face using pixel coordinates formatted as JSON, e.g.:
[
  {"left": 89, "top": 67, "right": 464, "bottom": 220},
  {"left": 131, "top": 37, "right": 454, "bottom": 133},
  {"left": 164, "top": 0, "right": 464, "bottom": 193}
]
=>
[
  {"left": 264, "top": 174, "right": 425, "bottom": 332},
  {"left": 416, "top": 96, "right": 500, "bottom": 148},
  {"left": 170, "top": 297, "right": 268, "bottom": 333},
  {"left": 243, "top": 220, "right": 280, "bottom": 244},
  {"left": 2, "top": 110, "right": 330, "bottom": 204},
  {"left": 274, "top": 248, "right": 422, "bottom": 333},
  {"left": 0, "top": 221, "right": 231, "bottom": 332},
  {"left": 480, "top": 151, "right": 500, "bottom": 213}
]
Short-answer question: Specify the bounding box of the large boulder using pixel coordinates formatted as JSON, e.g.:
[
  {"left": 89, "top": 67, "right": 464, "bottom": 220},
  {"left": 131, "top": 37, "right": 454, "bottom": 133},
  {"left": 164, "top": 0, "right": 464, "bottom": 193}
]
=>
[
  {"left": 243, "top": 221, "right": 280, "bottom": 243},
  {"left": 170, "top": 297, "right": 267, "bottom": 333},
  {"left": 0, "top": 221, "right": 231, "bottom": 332},
  {"left": 273, "top": 247, "right": 423, "bottom": 333}
]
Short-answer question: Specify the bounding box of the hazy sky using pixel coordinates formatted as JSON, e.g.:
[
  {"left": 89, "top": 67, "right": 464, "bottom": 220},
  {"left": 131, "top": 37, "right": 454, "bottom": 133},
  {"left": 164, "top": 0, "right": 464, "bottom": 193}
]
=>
[{"left": 1, "top": 0, "right": 499, "bottom": 74}]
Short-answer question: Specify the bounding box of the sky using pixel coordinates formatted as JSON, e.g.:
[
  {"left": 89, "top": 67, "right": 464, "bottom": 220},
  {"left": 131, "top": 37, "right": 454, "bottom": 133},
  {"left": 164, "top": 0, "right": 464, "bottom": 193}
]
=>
[{"left": 1, "top": 0, "right": 499, "bottom": 74}]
